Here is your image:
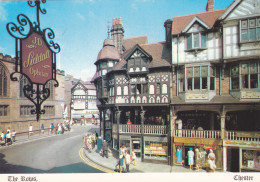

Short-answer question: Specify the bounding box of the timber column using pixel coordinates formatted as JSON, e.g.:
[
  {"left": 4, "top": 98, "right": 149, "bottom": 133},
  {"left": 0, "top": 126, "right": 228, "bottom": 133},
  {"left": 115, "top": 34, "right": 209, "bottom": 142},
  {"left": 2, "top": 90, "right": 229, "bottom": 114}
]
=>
[
  {"left": 220, "top": 107, "right": 227, "bottom": 171},
  {"left": 116, "top": 110, "right": 121, "bottom": 151},
  {"left": 140, "top": 109, "right": 145, "bottom": 162},
  {"left": 170, "top": 109, "right": 177, "bottom": 166}
]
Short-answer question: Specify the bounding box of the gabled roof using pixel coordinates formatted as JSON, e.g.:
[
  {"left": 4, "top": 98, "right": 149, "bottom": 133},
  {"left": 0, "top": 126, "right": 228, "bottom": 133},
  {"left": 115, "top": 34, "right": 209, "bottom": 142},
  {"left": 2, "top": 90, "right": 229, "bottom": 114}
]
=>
[
  {"left": 218, "top": 0, "right": 242, "bottom": 20},
  {"left": 172, "top": 9, "right": 226, "bottom": 35},
  {"left": 182, "top": 16, "right": 210, "bottom": 33},
  {"left": 123, "top": 35, "right": 147, "bottom": 51},
  {"left": 110, "top": 41, "right": 171, "bottom": 72},
  {"left": 124, "top": 44, "right": 152, "bottom": 61}
]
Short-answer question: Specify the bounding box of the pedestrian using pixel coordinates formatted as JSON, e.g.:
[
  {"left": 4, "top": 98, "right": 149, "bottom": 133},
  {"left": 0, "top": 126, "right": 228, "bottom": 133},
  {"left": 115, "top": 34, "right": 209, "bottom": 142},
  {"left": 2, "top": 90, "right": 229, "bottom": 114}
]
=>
[
  {"left": 41, "top": 124, "right": 44, "bottom": 134},
  {"left": 4, "top": 130, "right": 8, "bottom": 144},
  {"left": 131, "top": 149, "right": 136, "bottom": 166},
  {"left": 1, "top": 131, "right": 4, "bottom": 141},
  {"left": 102, "top": 140, "right": 108, "bottom": 158},
  {"left": 87, "top": 136, "right": 92, "bottom": 151},
  {"left": 125, "top": 151, "right": 131, "bottom": 172},
  {"left": 176, "top": 146, "right": 182, "bottom": 164},
  {"left": 29, "top": 124, "right": 33, "bottom": 136},
  {"left": 84, "top": 135, "right": 88, "bottom": 149},
  {"left": 187, "top": 147, "right": 194, "bottom": 170},
  {"left": 195, "top": 148, "right": 201, "bottom": 171},
  {"left": 206, "top": 149, "right": 216, "bottom": 172},
  {"left": 91, "top": 134, "right": 96, "bottom": 149},
  {"left": 11, "top": 130, "right": 16, "bottom": 142},
  {"left": 6, "top": 131, "right": 12, "bottom": 145},
  {"left": 119, "top": 152, "right": 125, "bottom": 173},
  {"left": 95, "top": 131, "right": 98, "bottom": 144}
]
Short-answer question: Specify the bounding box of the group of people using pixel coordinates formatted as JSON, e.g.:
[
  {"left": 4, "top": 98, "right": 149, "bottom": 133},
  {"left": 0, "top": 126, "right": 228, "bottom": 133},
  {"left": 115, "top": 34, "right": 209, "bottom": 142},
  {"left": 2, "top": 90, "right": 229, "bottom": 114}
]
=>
[
  {"left": 84, "top": 132, "right": 98, "bottom": 151},
  {"left": 117, "top": 145, "right": 136, "bottom": 173},
  {"left": 0, "top": 128, "right": 16, "bottom": 146},
  {"left": 49, "top": 121, "right": 71, "bottom": 135},
  {"left": 187, "top": 147, "right": 216, "bottom": 172}
]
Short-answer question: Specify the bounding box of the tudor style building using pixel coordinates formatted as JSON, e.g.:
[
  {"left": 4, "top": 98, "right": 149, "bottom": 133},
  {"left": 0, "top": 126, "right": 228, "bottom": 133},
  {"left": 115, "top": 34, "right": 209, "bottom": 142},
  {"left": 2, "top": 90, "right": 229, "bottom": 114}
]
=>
[
  {"left": 170, "top": 0, "right": 260, "bottom": 172},
  {"left": 93, "top": 18, "right": 172, "bottom": 162},
  {"left": 71, "top": 80, "right": 98, "bottom": 122}
]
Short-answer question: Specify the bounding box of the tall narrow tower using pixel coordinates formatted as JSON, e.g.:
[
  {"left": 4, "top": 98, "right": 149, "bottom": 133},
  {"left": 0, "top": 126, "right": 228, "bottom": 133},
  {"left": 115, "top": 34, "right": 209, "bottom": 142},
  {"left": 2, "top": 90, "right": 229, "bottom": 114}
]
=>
[{"left": 110, "top": 17, "right": 124, "bottom": 54}]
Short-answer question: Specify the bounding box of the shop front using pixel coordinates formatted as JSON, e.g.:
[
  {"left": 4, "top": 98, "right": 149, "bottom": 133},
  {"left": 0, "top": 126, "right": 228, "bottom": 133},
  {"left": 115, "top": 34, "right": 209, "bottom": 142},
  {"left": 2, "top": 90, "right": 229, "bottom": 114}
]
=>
[
  {"left": 174, "top": 137, "right": 223, "bottom": 169},
  {"left": 143, "top": 136, "right": 168, "bottom": 162},
  {"left": 224, "top": 140, "right": 260, "bottom": 172}
]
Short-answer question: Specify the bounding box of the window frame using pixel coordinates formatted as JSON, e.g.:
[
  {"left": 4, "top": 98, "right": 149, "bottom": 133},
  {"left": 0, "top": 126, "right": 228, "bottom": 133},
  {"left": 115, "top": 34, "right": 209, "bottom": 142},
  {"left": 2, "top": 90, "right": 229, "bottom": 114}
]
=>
[
  {"left": 240, "top": 18, "right": 260, "bottom": 43},
  {"left": 186, "top": 32, "right": 207, "bottom": 50}
]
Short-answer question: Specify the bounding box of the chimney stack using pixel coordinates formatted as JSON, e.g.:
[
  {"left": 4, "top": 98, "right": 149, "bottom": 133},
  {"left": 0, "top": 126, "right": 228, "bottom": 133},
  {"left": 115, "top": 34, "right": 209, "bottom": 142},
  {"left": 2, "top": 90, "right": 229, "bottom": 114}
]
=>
[{"left": 206, "top": 0, "right": 214, "bottom": 12}]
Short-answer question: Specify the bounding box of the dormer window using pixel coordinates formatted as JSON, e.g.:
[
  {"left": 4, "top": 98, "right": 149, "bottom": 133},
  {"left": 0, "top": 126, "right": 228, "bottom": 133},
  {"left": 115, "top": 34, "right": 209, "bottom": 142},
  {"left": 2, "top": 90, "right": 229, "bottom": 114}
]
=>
[
  {"left": 240, "top": 18, "right": 260, "bottom": 43},
  {"left": 186, "top": 32, "right": 207, "bottom": 50}
]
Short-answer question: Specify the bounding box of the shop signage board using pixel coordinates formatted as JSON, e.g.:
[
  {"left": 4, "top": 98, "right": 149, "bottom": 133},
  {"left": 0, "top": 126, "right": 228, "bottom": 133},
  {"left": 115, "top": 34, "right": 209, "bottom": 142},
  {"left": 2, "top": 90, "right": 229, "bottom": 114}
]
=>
[
  {"left": 174, "top": 137, "right": 222, "bottom": 146},
  {"left": 7, "top": 0, "right": 60, "bottom": 121}
]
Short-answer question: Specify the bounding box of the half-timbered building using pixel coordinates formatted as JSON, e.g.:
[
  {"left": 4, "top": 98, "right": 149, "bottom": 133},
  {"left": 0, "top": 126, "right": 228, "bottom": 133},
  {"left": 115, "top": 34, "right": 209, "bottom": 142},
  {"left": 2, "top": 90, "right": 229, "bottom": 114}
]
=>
[
  {"left": 170, "top": 0, "right": 260, "bottom": 172},
  {"left": 93, "top": 18, "right": 172, "bottom": 163}
]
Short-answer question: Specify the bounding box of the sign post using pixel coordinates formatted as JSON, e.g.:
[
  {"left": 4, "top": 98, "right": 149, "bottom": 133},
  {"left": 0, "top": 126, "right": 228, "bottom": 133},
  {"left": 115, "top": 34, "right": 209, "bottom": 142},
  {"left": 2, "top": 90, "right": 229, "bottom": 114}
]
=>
[{"left": 6, "top": 0, "right": 60, "bottom": 121}]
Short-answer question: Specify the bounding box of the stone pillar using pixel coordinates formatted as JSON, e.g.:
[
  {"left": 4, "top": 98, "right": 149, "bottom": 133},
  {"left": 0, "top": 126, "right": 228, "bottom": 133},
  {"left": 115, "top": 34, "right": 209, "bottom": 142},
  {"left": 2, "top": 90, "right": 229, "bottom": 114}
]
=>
[
  {"left": 140, "top": 110, "right": 145, "bottom": 162},
  {"left": 103, "top": 109, "right": 106, "bottom": 141},
  {"left": 116, "top": 110, "right": 121, "bottom": 151},
  {"left": 99, "top": 109, "right": 103, "bottom": 138}
]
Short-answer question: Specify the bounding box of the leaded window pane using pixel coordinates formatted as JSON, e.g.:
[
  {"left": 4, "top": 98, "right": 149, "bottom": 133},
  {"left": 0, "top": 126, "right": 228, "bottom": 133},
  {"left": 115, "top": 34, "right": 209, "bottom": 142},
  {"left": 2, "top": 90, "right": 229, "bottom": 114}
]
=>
[
  {"left": 194, "top": 77, "right": 200, "bottom": 90},
  {"left": 194, "top": 67, "right": 200, "bottom": 77},
  {"left": 186, "top": 67, "right": 193, "bottom": 78},
  {"left": 242, "top": 74, "right": 249, "bottom": 88},
  {"left": 250, "top": 62, "right": 258, "bottom": 74},
  {"left": 187, "top": 34, "right": 192, "bottom": 50},
  {"left": 249, "top": 19, "right": 256, "bottom": 28},
  {"left": 201, "top": 33, "right": 206, "bottom": 48},
  {"left": 249, "top": 28, "right": 256, "bottom": 41},
  {"left": 202, "top": 77, "right": 207, "bottom": 89},
  {"left": 257, "top": 28, "right": 260, "bottom": 40},
  {"left": 210, "top": 77, "right": 215, "bottom": 90},
  {"left": 231, "top": 77, "right": 239, "bottom": 89},
  {"left": 187, "top": 78, "right": 192, "bottom": 90},
  {"left": 241, "top": 64, "right": 249, "bottom": 74},
  {"left": 250, "top": 74, "right": 258, "bottom": 88},
  {"left": 194, "top": 33, "right": 200, "bottom": 48},
  {"left": 201, "top": 66, "right": 208, "bottom": 77},
  {"left": 241, "top": 29, "right": 248, "bottom": 41},
  {"left": 241, "top": 20, "right": 248, "bottom": 29},
  {"left": 231, "top": 65, "right": 239, "bottom": 76},
  {"left": 179, "top": 67, "right": 184, "bottom": 79}
]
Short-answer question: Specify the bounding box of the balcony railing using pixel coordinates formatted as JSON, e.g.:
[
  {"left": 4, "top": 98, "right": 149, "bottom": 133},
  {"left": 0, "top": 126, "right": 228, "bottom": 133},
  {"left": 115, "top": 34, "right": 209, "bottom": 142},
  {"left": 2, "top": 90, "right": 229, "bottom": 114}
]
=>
[
  {"left": 173, "top": 129, "right": 221, "bottom": 139},
  {"left": 119, "top": 124, "right": 167, "bottom": 135},
  {"left": 226, "top": 131, "right": 260, "bottom": 142}
]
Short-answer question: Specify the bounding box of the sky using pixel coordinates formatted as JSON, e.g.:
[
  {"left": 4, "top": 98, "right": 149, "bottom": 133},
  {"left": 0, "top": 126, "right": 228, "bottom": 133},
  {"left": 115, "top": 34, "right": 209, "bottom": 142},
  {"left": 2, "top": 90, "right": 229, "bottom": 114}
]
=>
[{"left": 0, "top": 0, "right": 234, "bottom": 81}]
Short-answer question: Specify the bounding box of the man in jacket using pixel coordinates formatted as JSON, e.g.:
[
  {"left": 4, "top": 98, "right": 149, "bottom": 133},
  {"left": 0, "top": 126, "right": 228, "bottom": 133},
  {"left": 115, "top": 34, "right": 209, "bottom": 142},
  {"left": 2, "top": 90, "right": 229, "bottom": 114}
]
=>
[{"left": 102, "top": 140, "right": 109, "bottom": 158}]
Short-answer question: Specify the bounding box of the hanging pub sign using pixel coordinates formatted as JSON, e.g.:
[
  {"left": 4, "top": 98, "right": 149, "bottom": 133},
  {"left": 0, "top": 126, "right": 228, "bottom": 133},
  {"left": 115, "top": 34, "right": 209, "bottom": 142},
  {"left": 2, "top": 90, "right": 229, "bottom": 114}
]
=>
[{"left": 6, "top": 0, "right": 60, "bottom": 121}]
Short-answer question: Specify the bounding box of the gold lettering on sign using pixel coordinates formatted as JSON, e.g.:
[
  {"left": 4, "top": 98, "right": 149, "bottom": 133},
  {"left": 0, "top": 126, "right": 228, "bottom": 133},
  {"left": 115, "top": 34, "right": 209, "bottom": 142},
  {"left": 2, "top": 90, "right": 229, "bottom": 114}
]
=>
[{"left": 23, "top": 50, "right": 50, "bottom": 68}]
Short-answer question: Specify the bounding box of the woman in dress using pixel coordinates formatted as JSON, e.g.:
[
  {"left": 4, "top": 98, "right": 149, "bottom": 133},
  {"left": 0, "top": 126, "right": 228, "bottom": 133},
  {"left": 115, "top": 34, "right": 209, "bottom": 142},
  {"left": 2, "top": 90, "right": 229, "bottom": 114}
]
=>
[{"left": 187, "top": 147, "right": 194, "bottom": 170}]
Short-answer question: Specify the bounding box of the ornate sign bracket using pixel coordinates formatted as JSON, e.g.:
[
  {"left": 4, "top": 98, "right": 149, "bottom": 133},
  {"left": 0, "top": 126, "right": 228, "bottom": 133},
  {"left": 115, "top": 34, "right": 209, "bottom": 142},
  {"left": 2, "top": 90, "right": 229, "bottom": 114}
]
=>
[{"left": 6, "top": 0, "right": 60, "bottom": 121}]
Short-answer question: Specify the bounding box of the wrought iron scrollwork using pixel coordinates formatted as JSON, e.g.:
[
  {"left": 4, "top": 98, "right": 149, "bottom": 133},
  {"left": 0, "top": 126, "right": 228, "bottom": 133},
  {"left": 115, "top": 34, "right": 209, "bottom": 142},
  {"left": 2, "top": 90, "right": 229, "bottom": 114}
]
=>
[
  {"left": 7, "top": 0, "right": 60, "bottom": 121},
  {"left": 6, "top": 14, "right": 32, "bottom": 39},
  {"left": 44, "top": 28, "right": 61, "bottom": 53}
]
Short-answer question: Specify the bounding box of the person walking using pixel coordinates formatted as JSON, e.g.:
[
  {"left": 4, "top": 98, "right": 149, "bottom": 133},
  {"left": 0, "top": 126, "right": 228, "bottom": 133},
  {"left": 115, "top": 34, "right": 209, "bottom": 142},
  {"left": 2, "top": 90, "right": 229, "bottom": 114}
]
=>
[
  {"left": 125, "top": 151, "right": 131, "bottom": 172},
  {"left": 29, "top": 124, "right": 33, "bottom": 136},
  {"left": 195, "top": 148, "right": 201, "bottom": 171},
  {"left": 6, "top": 131, "right": 12, "bottom": 145},
  {"left": 131, "top": 149, "right": 136, "bottom": 166},
  {"left": 11, "top": 130, "right": 16, "bottom": 143},
  {"left": 84, "top": 135, "right": 88, "bottom": 149},
  {"left": 102, "top": 140, "right": 109, "bottom": 158},
  {"left": 41, "top": 124, "right": 44, "bottom": 134},
  {"left": 187, "top": 147, "right": 194, "bottom": 170},
  {"left": 119, "top": 152, "right": 125, "bottom": 173},
  {"left": 207, "top": 149, "right": 216, "bottom": 172}
]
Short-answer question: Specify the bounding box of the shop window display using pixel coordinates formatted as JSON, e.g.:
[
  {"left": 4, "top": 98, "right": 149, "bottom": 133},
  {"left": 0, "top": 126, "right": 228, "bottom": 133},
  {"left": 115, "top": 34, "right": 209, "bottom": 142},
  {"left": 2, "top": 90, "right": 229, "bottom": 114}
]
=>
[
  {"left": 144, "top": 141, "right": 168, "bottom": 160},
  {"left": 242, "top": 150, "right": 260, "bottom": 171}
]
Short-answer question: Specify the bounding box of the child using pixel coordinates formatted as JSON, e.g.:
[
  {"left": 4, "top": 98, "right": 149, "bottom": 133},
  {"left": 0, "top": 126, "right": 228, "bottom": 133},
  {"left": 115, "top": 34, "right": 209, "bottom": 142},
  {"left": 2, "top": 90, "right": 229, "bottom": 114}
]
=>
[{"left": 12, "top": 130, "right": 16, "bottom": 142}]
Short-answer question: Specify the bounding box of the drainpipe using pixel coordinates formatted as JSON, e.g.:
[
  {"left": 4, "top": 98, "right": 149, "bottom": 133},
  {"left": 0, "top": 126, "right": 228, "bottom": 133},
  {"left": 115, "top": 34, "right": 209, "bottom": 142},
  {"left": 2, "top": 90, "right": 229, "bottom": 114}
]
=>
[{"left": 220, "top": 24, "right": 224, "bottom": 96}]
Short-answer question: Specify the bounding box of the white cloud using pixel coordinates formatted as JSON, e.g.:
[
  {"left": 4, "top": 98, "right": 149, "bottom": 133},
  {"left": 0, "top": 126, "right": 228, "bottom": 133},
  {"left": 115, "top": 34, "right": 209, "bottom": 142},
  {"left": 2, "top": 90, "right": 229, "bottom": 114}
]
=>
[
  {"left": 0, "top": 4, "right": 7, "bottom": 21},
  {"left": 76, "top": 12, "right": 86, "bottom": 21},
  {"left": 80, "top": 67, "right": 96, "bottom": 81}
]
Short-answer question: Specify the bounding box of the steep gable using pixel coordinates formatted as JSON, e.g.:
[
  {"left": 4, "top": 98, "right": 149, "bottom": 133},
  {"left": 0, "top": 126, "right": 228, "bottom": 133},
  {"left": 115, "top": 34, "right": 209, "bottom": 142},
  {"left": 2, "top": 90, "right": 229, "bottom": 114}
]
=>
[{"left": 219, "top": 0, "right": 260, "bottom": 20}]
